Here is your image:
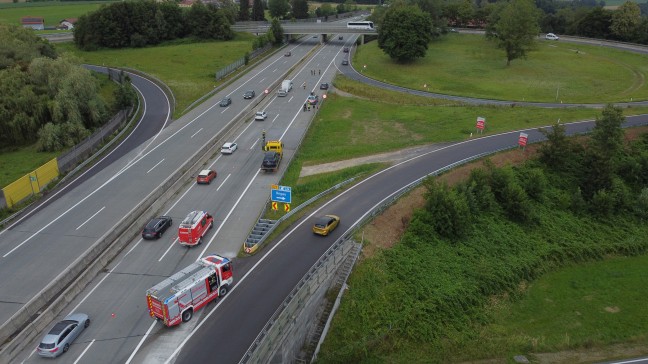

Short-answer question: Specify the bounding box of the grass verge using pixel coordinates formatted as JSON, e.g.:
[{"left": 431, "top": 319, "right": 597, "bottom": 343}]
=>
[
  {"left": 354, "top": 35, "right": 648, "bottom": 103},
  {"left": 56, "top": 34, "right": 257, "bottom": 118}
]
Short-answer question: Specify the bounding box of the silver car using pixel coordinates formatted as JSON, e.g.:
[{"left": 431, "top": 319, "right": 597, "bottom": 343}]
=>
[{"left": 37, "top": 313, "right": 90, "bottom": 357}]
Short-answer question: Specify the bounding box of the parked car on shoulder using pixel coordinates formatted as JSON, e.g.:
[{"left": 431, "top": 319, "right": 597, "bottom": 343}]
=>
[
  {"left": 341, "top": 59, "right": 349, "bottom": 66},
  {"left": 254, "top": 111, "right": 268, "bottom": 121},
  {"left": 37, "top": 313, "right": 90, "bottom": 358},
  {"left": 142, "top": 216, "right": 173, "bottom": 239},
  {"left": 343, "top": 47, "right": 349, "bottom": 53},
  {"left": 320, "top": 82, "right": 329, "bottom": 90},
  {"left": 221, "top": 142, "right": 237, "bottom": 154},
  {"left": 312, "top": 215, "right": 340, "bottom": 236},
  {"left": 545, "top": 33, "right": 559, "bottom": 40},
  {"left": 307, "top": 94, "right": 319, "bottom": 105},
  {"left": 243, "top": 90, "right": 255, "bottom": 99}
]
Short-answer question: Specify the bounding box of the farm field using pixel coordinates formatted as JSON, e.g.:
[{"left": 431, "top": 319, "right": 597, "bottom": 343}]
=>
[{"left": 0, "top": 2, "right": 111, "bottom": 27}]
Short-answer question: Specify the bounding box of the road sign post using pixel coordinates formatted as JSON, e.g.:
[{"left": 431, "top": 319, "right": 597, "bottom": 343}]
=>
[{"left": 270, "top": 185, "right": 292, "bottom": 204}]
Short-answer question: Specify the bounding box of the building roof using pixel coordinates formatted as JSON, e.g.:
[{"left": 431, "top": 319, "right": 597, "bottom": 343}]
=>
[
  {"left": 60, "top": 18, "right": 78, "bottom": 24},
  {"left": 21, "top": 17, "right": 45, "bottom": 25}
]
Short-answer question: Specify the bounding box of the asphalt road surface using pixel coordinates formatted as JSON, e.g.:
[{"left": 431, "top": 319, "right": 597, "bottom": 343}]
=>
[{"left": 10, "top": 32, "right": 648, "bottom": 364}]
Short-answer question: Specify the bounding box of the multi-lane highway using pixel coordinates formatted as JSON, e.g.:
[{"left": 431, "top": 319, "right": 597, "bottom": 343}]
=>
[
  {"left": 6, "top": 29, "right": 648, "bottom": 364},
  {"left": 10, "top": 34, "right": 355, "bottom": 363}
]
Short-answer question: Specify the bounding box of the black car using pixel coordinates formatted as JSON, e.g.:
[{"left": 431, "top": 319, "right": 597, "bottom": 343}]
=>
[
  {"left": 219, "top": 96, "right": 231, "bottom": 107},
  {"left": 338, "top": 35, "right": 343, "bottom": 40},
  {"left": 243, "top": 90, "right": 255, "bottom": 99},
  {"left": 343, "top": 47, "right": 349, "bottom": 53},
  {"left": 320, "top": 83, "right": 329, "bottom": 90},
  {"left": 142, "top": 216, "right": 172, "bottom": 239},
  {"left": 342, "top": 59, "right": 349, "bottom": 66}
]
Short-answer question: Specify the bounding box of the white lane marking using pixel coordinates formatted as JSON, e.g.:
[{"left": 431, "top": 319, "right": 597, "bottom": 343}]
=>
[
  {"left": 198, "top": 169, "right": 261, "bottom": 256},
  {"left": 191, "top": 128, "right": 203, "bottom": 138},
  {"left": 0, "top": 72, "right": 168, "bottom": 239},
  {"left": 221, "top": 107, "right": 228, "bottom": 114},
  {"left": 73, "top": 339, "right": 95, "bottom": 364},
  {"left": 251, "top": 138, "right": 260, "bottom": 149},
  {"left": 273, "top": 68, "right": 278, "bottom": 72},
  {"left": 216, "top": 174, "right": 230, "bottom": 191},
  {"left": 3, "top": 41, "right": 303, "bottom": 254},
  {"left": 75, "top": 206, "right": 105, "bottom": 231},
  {"left": 124, "top": 320, "right": 157, "bottom": 364},
  {"left": 259, "top": 77, "right": 266, "bottom": 83},
  {"left": 146, "top": 159, "right": 165, "bottom": 174},
  {"left": 288, "top": 96, "right": 293, "bottom": 102},
  {"left": 271, "top": 114, "right": 279, "bottom": 124},
  {"left": 158, "top": 237, "right": 180, "bottom": 262}
]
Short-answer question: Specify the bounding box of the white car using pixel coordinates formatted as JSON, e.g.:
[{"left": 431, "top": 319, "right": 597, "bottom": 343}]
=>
[
  {"left": 220, "top": 142, "right": 237, "bottom": 154},
  {"left": 254, "top": 111, "right": 267, "bottom": 121},
  {"left": 545, "top": 33, "right": 559, "bottom": 40}
]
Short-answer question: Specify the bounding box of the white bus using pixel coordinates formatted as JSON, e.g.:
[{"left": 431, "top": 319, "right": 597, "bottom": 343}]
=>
[{"left": 347, "top": 21, "right": 374, "bottom": 30}]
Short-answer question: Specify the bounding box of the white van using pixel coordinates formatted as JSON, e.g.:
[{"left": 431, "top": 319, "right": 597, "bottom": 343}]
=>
[{"left": 278, "top": 79, "right": 293, "bottom": 97}]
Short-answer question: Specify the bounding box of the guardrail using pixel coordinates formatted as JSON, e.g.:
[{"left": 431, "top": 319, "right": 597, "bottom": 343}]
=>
[
  {"left": 0, "top": 61, "right": 286, "bottom": 363},
  {"left": 238, "top": 147, "right": 509, "bottom": 363}
]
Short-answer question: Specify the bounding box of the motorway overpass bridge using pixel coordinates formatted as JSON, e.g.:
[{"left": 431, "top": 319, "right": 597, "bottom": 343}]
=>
[{"left": 232, "top": 21, "right": 377, "bottom": 42}]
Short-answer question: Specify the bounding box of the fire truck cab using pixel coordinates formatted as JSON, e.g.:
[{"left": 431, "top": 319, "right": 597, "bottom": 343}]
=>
[
  {"left": 178, "top": 210, "right": 214, "bottom": 246},
  {"left": 146, "top": 254, "right": 233, "bottom": 326}
]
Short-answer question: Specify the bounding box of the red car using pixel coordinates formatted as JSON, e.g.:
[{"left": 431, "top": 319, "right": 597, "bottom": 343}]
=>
[{"left": 196, "top": 169, "right": 217, "bottom": 184}]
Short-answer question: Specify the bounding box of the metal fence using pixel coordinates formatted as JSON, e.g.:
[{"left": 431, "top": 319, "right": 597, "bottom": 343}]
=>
[
  {"left": 57, "top": 108, "right": 131, "bottom": 174},
  {"left": 216, "top": 44, "right": 272, "bottom": 81},
  {"left": 238, "top": 148, "right": 509, "bottom": 363}
]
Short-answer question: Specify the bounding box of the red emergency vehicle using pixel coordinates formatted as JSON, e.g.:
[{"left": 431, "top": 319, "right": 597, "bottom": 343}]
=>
[
  {"left": 146, "top": 254, "right": 233, "bottom": 326},
  {"left": 178, "top": 210, "right": 213, "bottom": 246}
]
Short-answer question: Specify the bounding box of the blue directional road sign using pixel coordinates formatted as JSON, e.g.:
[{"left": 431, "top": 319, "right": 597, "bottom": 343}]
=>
[{"left": 271, "top": 185, "right": 292, "bottom": 204}]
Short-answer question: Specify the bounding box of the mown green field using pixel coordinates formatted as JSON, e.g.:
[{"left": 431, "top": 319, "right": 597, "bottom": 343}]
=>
[
  {"left": 354, "top": 34, "right": 648, "bottom": 103},
  {"left": 300, "top": 88, "right": 648, "bottom": 166},
  {"left": 56, "top": 34, "right": 257, "bottom": 116},
  {"left": 0, "top": 2, "right": 110, "bottom": 27}
]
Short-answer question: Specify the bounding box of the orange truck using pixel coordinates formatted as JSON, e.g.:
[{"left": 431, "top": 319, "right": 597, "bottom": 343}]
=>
[{"left": 146, "top": 254, "right": 233, "bottom": 326}]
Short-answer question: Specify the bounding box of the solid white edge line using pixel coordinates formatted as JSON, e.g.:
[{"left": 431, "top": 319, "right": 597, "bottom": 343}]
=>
[{"left": 198, "top": 169, "right": 261, "bottom": 257}]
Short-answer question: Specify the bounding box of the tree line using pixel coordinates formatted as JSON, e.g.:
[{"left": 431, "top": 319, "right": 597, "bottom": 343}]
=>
[
  {"left": 373, "top": 0, "right": 648, "bottom": 62},
  {"left": 74, "top": 0, "right": 237, "bottom": 50},
  {"left": 0, "top": 25, "right": 134, "bottom": 152}
]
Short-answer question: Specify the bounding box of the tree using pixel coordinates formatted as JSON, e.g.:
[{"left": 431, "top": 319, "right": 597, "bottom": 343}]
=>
[
  {"left": 239, "top": 0, "right": 250, "bottom": 21},
  {"left": 378, "top": 5, "right": 433, "bottom": 62},
  {"left": 269, "top": 18, "right": 284, "bottom": 44},
  {"left": 251, "top": 0, "right": 265, "bottom": 21},
  {"left": 268, "top": 0, "right": 290, "bottom": 19},
  {"left": 611, "top": 1, "right": 642, "bottom": 41},
  {"left": 486, "top": 0, "right": 540, "bottom": 66},
  {"left": 292, "top": 0, "right": 309, "bottom": 19},
  {"left": 591, "top": 104, "right": 625, "bottom": 158},
  {"left": 574, "top": 7, "right": 612, "bottom": 39},
  {"left": 422, "top": 179, "right": 471, "bottom": 240}
]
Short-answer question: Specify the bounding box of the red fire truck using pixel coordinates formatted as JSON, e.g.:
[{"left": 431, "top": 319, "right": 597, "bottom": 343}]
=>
[
  {"left": 178, "top": 210, "right": 214, "bottom": 246},
  {"left": 146, "top": 254, "right": 233, "bottom": 326}
]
